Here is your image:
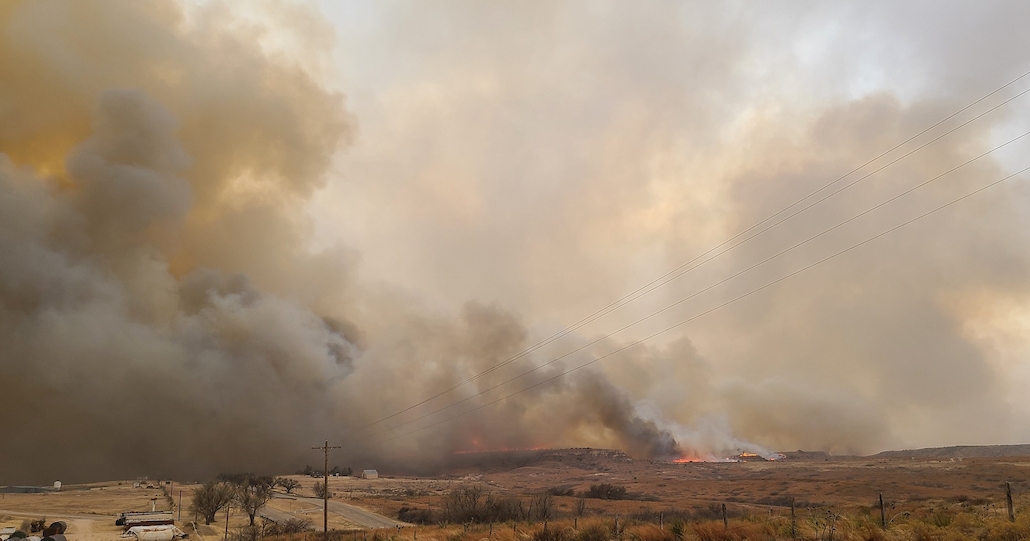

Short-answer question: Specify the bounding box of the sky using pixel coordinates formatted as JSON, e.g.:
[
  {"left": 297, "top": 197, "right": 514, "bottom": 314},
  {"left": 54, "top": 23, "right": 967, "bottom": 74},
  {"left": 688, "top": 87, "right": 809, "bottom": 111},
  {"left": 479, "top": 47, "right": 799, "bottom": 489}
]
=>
[
  {"left": 308, "top": 0, "right": 1030, "bottom": 445},
  {"left": 2, "top": 0, "right": 1030, "bottom": 483}
]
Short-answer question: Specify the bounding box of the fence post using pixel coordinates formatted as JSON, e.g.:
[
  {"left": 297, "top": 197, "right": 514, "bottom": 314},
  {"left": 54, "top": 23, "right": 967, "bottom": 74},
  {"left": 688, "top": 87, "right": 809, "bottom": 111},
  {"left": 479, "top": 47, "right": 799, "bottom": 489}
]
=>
[
  {"left": 1007, "top": 482, "right": 1015, "bottom": 522},
  {"left": 722, "top": 504, "right": 728, "bottom": 529},
  {"left": 879, "top": 493, "right": 886, "bottom": 530},
  {"left": 790, "top": 498, "right": 796, "bottom": 540}
]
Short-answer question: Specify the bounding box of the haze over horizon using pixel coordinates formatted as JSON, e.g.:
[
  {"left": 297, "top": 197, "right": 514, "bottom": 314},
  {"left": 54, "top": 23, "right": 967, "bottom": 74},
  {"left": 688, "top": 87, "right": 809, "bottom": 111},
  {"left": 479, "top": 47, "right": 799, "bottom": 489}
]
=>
[{"left": 3, "top": 0, "right": 1030, "bottom": 484}]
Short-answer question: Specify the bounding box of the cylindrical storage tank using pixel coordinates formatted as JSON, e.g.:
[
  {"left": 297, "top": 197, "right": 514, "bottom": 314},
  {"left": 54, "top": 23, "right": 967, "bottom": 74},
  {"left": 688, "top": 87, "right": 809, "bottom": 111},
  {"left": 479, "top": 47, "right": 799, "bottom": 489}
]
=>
[
  {"left": 42, "top": 522, "right": 66, "bottom": 537},
  {"left": 126, "top": 527, "right": 175, "bottom": 541}
]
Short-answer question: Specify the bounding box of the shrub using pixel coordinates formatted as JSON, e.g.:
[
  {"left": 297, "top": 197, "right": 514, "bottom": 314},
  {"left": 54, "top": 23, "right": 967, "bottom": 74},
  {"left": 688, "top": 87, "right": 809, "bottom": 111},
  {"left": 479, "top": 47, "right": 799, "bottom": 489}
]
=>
[
  {"left": 313, "top": 481, "right": 330, "bottom": 499},
  {"left": 228, "top": 525, "right": 261, "bottom": 541},
  {"left": 632, "top": 526, "right": 673, "bottom": 541},
  {"left": 584, "top": 484, "right": 627, "bottom": 500},
  {"left": 929, "top": 508, "right": 954, "bottom": 528},
  {"left": 669, "top": 521, "right": 685, "bottom": 541},
  {"left": 534, "top": 527, "right": 575, "bottom": 541},
  {"left": 577, "top": 523, "right": 610, "bottom": 541},
  {"left": 860, "top": 524, "right": 886, "bottom": 541},
  {"left": 548, "top": 487, "right": 577, "bottom": 497},
  {"left": 985, "top": 520, "right": 1030, "bottom": 541},
  {"left": 691, "top": 523, "right": 732, "bottom": 541},
  {"left": 264, "top": 518, "right": 313, "bottom": 536},
  {"left": 398, "top": 506, "right": 437, "bottom": 524}
]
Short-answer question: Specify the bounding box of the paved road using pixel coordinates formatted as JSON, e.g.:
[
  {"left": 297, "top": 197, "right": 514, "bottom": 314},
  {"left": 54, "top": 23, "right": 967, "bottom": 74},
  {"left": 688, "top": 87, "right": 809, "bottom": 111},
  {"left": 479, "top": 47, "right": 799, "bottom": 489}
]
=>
[
  {"left": 262, "top": 495, "right": 405, "bottom": 529},
  {"left": 258, "top": 505, "right": 297, "bottom": 524}
]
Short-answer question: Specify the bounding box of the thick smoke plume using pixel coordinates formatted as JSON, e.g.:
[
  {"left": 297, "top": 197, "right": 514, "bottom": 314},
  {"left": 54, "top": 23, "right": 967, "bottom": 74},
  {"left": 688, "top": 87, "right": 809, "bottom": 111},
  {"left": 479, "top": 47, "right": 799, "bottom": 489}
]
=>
[
  {"left": 4, "top": 1, "right": 1030, "bottom": 484},
  {"left": 0, "top": 1, "right": 702, "bottom": 484}
]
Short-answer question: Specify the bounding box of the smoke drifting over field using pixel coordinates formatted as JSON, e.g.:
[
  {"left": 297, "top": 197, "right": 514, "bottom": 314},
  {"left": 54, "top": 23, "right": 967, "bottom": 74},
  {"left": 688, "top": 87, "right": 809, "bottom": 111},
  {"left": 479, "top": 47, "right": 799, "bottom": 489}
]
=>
[{"left": 3, "top": 1, "right": 1030, "bottom": 483}]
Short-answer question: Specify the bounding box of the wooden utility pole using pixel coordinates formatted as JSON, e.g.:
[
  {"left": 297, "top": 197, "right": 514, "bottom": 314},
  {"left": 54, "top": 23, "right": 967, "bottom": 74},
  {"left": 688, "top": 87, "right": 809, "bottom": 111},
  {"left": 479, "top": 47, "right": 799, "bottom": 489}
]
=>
[
  {"left": 1007, "top": 482, "right": 1015, "bottom": 522},
  {"left": 313, "top": 440, "right": 342, "bottom": 538},
  {"left": 224, "top": 503, "right": 230, "bottom": 541}
]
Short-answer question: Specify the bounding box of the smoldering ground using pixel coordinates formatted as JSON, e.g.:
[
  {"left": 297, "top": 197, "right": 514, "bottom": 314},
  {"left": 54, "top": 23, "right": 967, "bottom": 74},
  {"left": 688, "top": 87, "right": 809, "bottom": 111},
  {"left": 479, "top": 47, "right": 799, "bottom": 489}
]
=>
[{"left": 4, "top": 1, "right": 1030, "bottom": 484}]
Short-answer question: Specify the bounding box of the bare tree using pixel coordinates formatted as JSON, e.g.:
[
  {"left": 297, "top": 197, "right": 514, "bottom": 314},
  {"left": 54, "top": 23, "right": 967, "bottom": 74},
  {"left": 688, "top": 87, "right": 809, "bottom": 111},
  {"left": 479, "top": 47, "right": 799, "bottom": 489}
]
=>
[
  {"left": 444, "top": 485, "right": 486, "bottom": 523},
  {"left": 191, "top": 481, "right": 235, "bottom": 525},
  {"left": 313, "top": 481, "right": 331, "bottom": 500},
  {"left": 265, "top": 518, "right": 313, "bottom": 536},
  {"left": 574, "top": 498, "right": 587, "bottom": 517},
  {"left": 533, "top": 493, "right": 554, "bottom": 521},
  {"left": 274, "top": 477, "right": 301, "bottom": 494},
  {"left": 236, "top": 483, "right": 273, "bottom": 526}
]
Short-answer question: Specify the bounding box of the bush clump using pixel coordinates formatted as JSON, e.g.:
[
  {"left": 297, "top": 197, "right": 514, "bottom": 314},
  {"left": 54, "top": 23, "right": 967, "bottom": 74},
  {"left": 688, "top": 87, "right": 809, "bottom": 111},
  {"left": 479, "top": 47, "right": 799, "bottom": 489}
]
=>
[
  {"left": 583, "top": 484, "right": 627, "bottom": 500},
  {"left": 576, "top": 523, "right": 610, "bottom": 541}
]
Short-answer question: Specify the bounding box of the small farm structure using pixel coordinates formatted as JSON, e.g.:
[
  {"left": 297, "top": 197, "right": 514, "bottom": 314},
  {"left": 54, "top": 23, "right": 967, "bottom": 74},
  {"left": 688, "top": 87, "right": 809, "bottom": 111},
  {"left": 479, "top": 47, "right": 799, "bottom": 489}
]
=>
[
  {"left": 360, "top": 470, "right": 378, "bottom": 479},
  {"left": 116, "top": 512, "right": 174, "bottom": 529}
]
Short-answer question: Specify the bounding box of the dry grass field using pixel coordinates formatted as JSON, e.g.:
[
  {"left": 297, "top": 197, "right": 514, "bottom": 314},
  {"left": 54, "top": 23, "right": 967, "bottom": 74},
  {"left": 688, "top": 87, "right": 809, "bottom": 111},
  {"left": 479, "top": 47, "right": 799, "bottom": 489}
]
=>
[
  {"left": 4, "top": 450, "right": 1030, "bottom": 541},
  {"left": 0, "top": 482, "right": 170, "bottom": 541}
]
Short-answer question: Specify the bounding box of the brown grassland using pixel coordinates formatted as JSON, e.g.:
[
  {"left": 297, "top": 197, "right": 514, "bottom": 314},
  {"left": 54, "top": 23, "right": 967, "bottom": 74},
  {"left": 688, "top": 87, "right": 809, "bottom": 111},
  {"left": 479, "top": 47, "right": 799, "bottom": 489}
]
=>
[{"left": 3, "top": 452, "right": 1030, "bottom": 541}]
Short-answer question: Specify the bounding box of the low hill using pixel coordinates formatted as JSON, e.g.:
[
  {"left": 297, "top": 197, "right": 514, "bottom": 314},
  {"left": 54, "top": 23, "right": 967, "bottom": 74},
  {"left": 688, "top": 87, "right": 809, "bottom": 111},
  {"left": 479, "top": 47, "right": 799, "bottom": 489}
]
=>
[
  {"left": 442, "top": 447, "right": 633, "bottom": 474},
  {"left": 873, "top": 444, "right": 1030, "bottom": 459}
]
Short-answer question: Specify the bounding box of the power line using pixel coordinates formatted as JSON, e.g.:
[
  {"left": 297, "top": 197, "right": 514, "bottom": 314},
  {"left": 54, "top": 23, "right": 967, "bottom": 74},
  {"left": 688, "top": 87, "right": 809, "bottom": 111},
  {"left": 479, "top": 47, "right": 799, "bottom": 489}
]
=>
[
  {"left": 345, "top": 67, "right": 1030, "bottom": 435},
  {"left": 371, "top": 163, "right": 1030, "bottom": 444},
  {"left": 364, "top": 128, "right": 1030, "bottom": 439}
]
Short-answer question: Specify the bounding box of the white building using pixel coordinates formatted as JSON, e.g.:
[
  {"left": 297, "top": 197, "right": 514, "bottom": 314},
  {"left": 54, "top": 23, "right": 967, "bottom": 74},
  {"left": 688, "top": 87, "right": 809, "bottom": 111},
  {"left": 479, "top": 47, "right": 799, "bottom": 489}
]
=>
[{"left": 360, "top": 470, "right": 378, "bottom": 479}]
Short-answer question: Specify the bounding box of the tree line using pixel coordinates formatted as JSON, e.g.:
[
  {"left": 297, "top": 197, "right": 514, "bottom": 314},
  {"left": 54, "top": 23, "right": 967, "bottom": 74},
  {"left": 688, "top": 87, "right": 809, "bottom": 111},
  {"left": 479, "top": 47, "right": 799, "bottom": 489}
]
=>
[
  {"left": 296, "top": 465, "right": 352, "bottom": 477},
  {"left": 190, "top": 474, "right": 306, "bottom": 525}
]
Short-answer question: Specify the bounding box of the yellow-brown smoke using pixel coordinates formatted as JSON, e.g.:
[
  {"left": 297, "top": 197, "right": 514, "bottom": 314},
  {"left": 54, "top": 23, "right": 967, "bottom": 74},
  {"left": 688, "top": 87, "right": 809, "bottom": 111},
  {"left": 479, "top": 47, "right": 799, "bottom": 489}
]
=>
[{"left": 4, "top": 1, "right": 1030, "bottom": 485}]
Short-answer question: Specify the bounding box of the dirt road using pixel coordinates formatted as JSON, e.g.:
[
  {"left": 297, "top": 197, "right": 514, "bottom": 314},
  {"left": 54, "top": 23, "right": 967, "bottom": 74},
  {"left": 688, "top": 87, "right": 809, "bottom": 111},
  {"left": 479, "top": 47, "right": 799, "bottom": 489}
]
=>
[{"left": 262, "top": 495, "right": 405, "bottom": 529}]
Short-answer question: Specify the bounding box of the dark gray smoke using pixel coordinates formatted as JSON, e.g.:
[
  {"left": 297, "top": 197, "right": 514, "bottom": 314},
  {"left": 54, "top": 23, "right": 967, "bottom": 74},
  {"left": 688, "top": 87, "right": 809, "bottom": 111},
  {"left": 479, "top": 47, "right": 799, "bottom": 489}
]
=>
[
  {"left": 0, "top": 2, "right": 700, "bottom": 484},
  {"left": 0, "top": 89, "right": 354, "bottom": 482},
  {"left": 4, "top": 0, "right": 1030, "bottom": 485}
]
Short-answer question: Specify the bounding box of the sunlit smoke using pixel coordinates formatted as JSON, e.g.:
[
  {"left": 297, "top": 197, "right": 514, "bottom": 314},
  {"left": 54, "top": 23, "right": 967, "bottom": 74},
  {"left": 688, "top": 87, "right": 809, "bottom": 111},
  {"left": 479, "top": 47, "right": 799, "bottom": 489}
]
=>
[{"left": 4, "top": 0, "right": 1030, "bottom": 486}]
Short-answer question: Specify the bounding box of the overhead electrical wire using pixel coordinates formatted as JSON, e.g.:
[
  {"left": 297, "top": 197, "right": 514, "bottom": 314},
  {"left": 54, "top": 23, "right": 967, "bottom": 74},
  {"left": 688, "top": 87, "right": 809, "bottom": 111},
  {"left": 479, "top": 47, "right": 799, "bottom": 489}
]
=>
[
  {"left": 363, "top": 128, "right": 1030, "bottom": 440},
  {"left": 346, "top": 67, "right": 1030, "bottom": 437},
  {"left": 371, "top": 161, "right": 1030, "bottom": 444}
]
